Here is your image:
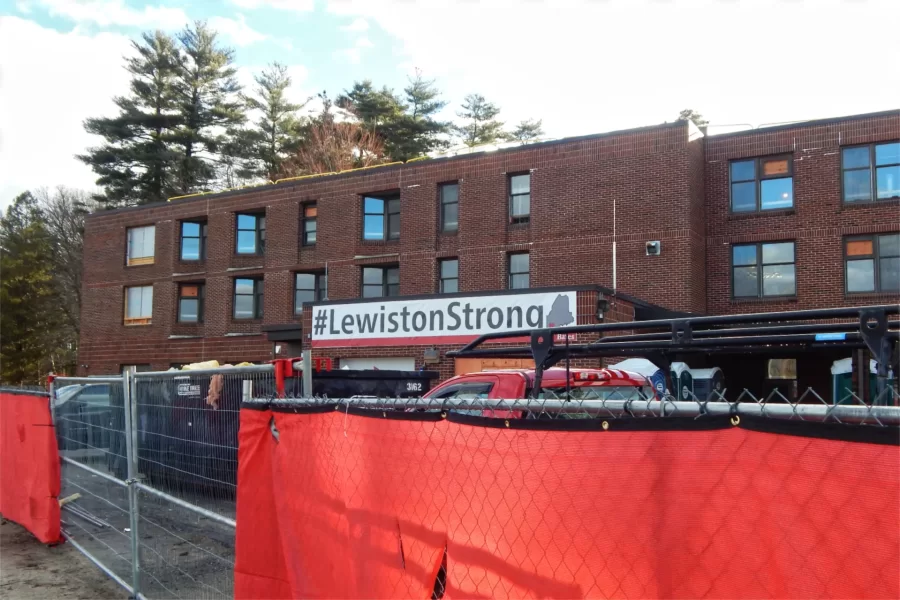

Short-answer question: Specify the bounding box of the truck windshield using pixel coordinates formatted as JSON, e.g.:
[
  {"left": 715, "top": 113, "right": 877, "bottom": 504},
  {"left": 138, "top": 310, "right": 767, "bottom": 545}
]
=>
[{"left": 538, "top": 386, "right": 653, "bottom": 401}]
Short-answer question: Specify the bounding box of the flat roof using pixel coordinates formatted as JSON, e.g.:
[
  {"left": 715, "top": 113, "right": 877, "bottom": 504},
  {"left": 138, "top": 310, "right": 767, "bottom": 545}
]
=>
[{"left": 707, "top": 108, "right": 898, "bottom": 139}]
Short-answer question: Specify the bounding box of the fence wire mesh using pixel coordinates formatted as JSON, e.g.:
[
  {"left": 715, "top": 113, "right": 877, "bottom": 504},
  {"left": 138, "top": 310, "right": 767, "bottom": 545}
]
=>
[
  {"left": 50, "top": 367, "right": 272, "bottom": 600},
  {"left": 58, "top": 459, "right": 134, "bottom": 591},
  {"left": 135, "top": 488, "right": 236, "bottom": 600},
  {"left": 54, "top": 377, "right": 128, "bottom": 480},
  {"left": 131, "top": 368, "right": 272, "bottom": 518}
]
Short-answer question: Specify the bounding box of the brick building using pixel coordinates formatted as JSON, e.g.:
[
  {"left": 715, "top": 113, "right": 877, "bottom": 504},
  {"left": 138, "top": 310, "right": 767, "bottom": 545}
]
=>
[{"left": 78, "top": 109, "right": 900, "bottom": 392}]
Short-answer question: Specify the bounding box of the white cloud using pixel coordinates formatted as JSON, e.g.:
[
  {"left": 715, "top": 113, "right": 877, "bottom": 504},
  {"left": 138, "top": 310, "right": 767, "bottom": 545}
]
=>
[
  {"left": 336, "top": 36, "right": 374, "bottom": 64},
  {"left": 327, "top": 0, "right": 900, "bottom": 138},
  {"left": 229, "top": 0, "right": 314, "bottom": 12},
  {"left": 340, "top": 17, "right": 368, "bottom": 32},
  {"left": 0, "top": 16, "right": 133, "bottom": 209},
  {"left": 37, "top": 0, "right": 187, "bottom": 28},
  {"left": 15, "top": 1, "right": 32, "bottom": 14},
  {"left": 208, "top": 14, "right": 268, "bottom": 46}
]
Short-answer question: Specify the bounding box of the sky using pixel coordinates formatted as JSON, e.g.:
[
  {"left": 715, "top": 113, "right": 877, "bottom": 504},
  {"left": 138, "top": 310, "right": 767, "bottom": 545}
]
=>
[{"left": 1, "top": 0, "right": 898, "bottom": 210}]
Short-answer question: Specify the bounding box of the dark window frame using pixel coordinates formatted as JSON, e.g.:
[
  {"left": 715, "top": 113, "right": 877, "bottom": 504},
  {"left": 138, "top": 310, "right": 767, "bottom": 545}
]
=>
[
  {"left": 294, "top": 272, "right": 327, "bottom": 315},
  {"left": 728, "top": 155, "right": 794, "bottom": 213},
  {"left": 361, "top": 265, "right": 400, "bottom": 298},
  {"left": 841, "top": 141, "right": 900, "bottom": 204},
  {"left": 233, "top": 277, "right": 264, "bottom": 320},
  {"left": 731, "top": 241, "right": 797, "bottom": 299},
  {"left": 439, "top": 182, "right": 459, "bottom": 233},
  {"left": 362, "top": 195, "right": 401, "bottom": 241},
  {"left": 302, "top": 203, "right": 317, "bottom": 246},
  {"left": 235, "top": 212, "right": 266, "bottom": 255},
  {"left": 179, "top": 220, "right": 207, "bottom": 261},
  {"left": 843, "top": 233, "right": 900, "bottom": 294},
  {"left": 177, "top": 282, "right": 205, "bottom": 323},
  {"left": 508, "top": 252, "right": 530, "bottom": 289},
  {"left": 509, "top": 173, "right": 531, "bottom": 225},
  {"left": 439, "top": 258, "right": 459, "bottom": 294}
]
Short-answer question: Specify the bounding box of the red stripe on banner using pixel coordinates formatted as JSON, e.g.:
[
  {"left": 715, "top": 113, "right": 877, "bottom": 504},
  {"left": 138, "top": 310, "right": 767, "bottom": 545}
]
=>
[{"left": 310, "top": 334, "right": 572, "bottom": 348}]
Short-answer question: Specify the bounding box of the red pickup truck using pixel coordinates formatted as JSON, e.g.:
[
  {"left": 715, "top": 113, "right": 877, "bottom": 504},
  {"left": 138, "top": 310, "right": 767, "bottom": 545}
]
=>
[{"left": 424, "top": 367, "right": 654, "bottom": 417}]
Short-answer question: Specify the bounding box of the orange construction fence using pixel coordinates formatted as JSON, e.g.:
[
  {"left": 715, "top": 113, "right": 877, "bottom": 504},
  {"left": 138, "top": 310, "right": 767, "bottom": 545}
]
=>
[
  {"left": 235, "top": 407, "right": 899, "bottom": 599},
  {"left": 0, "top": 390, "right": 61, "bottom": 544}
]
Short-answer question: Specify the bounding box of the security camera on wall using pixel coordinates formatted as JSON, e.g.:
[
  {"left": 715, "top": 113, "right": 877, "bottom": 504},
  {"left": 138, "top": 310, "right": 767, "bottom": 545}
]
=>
[{"left": 646, "top": 241, "right": 661, "bottom": 256}]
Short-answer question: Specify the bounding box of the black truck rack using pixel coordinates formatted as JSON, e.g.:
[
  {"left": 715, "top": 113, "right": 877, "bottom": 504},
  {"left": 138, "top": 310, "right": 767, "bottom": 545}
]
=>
[{"left": 447, "top": 304, "right": 900, "bottom": 396}]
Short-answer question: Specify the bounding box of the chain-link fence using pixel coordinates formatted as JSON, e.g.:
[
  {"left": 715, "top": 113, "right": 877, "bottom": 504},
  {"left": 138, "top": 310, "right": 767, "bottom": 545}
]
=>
[{"left": 50, "top": 365, "right": 275, "bottom": 599}]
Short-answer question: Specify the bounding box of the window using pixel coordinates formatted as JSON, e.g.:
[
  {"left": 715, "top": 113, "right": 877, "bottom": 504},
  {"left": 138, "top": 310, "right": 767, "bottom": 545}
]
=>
[
  {"left": 363, "top": 195, "right": 400, "bottom": 241},
  {"left": 177, "top": 283, "right": 204, "bottom": 323},
  {"left": 508, "top": 253, "right": 530, "bottom": 289},
  {"left": 294, "top": 273, "right": 327, "bottom": 314},
  {"left": 509, "top": 174, "right": 531, "bottom": 224},
  {"left": 302, "top": 203, "right": 317, "bottom": 246},
  {"left": 126, "top": 226, "right": 155, "bottom": 266},
  {"left": 844, "top": 233, "right": 900, "bottom": 293},
  {"left": 732, "top": 242, "right": 796, "bottom": 298},
  {"left": 440, "top": 183, "right": 459, "bottom": 233},
  {"left": 236, "top": 213, "right": 265, "bottom": 255},
  {"left": 439, "top": 258, "right": 459, "bottom": 293},
  {"left": 362, "top": 266, "right": 400, "bottom": 298},
  {"left": 124, "top": 285, "right": 153, "bottom": 325},
  {"left": 842, "top": 142, "right": 900, "bottom": 202},
  {"left": 730, "top": 156, "right": 793, "bottom": 212},
  {"left": 233, "top": 278, "right": 264, "bottom": 319},
  {"left": 767, "top": 359, "right": 797, "bottom": 380},
  {"left": 180, "top": 221, "right": 206, "bottom": 261}
]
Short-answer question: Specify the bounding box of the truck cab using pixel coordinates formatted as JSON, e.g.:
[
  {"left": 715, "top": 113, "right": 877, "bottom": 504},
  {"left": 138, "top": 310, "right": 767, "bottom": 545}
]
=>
[{"left": 424, "top": 367, "right": 654, "bottom": 417}]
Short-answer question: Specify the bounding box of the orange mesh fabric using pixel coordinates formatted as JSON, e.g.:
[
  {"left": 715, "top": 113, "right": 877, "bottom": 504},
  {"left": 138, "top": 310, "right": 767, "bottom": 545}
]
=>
[
  {"left": 234, "top": 408, "right": 900, "bottom": 599},
  {"left": 234, "top": 408, "right": 291, "bottom": 599},
  {"left": 0, "top": 391, "right": 61, "bottom": 544}
]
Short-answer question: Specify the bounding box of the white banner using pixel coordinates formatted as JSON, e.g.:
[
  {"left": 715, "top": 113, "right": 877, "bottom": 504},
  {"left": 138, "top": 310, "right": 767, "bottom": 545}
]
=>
[{"left": 310, "top": 291, "right": 578, "bottom": 347}]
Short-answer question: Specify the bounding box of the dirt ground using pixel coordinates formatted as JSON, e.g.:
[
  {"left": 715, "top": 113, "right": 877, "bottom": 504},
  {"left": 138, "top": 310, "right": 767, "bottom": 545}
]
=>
[{"left": 0, "top": 518, "right": 125, "bottom": 599}]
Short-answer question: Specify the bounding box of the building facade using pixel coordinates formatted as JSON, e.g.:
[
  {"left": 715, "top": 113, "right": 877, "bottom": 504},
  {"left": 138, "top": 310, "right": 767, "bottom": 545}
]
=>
[{"left": 79, "top": 110, "right": 900, "bottom": 389}]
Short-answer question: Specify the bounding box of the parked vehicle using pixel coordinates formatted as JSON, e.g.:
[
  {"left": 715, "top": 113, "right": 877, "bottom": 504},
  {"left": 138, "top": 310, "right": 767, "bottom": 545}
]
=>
[
  {"left": 53, "top": 382, "right": 115, "bottom": 452},
  {"left": 424, "top": 367, "right": 654, "bottom": 418}
]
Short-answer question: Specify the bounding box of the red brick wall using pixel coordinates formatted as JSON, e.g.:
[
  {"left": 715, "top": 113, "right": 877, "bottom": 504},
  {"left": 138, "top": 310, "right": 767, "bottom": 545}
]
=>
[
  {"left": 78, "top": 111, "right": 899, "bottom": 378},
  {"left": 705, "top": 111, "right": 900, "bottom": 315},
  {"left": 79, "top": 121, "right": 703, "bottom": 375}
]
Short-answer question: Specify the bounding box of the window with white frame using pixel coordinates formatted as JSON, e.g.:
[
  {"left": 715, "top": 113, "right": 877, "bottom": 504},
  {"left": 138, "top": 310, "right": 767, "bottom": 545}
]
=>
[
  {"left": 124, "top": 285, "right": 153, "bottom": 325},
  {"left": 126, "top": 226, "right": 155, "bottom": 266}
]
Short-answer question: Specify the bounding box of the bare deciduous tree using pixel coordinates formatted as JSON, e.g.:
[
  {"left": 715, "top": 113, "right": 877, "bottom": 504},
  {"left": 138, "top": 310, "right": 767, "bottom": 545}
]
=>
[{"left": 281, "top": 121, "right": 386, "bottom": 176}]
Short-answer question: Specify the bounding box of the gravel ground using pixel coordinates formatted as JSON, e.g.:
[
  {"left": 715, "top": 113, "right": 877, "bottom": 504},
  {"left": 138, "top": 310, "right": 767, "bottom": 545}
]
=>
[
  {"left": 0, "top": 518, "right": 125, "bottom": 599},
  {"left": 58, "top": 460, "right": 235, "bottom": 600}
]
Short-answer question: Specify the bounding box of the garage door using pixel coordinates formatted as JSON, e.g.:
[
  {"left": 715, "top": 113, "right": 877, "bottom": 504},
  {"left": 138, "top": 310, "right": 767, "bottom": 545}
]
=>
[{"left": 340, "top": 357, "right": 416, "bottom": 371}]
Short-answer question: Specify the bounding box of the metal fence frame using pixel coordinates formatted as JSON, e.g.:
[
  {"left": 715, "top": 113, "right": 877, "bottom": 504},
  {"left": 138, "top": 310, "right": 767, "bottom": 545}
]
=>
[{"left": 49, "top": 364, "right": 273, "bottom": 600}]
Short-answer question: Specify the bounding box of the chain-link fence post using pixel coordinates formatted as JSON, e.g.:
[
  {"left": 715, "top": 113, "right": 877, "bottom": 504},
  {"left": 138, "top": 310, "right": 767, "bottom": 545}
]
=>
[{"left": 122, "top": 369, "right": 141, "bottom": 598}]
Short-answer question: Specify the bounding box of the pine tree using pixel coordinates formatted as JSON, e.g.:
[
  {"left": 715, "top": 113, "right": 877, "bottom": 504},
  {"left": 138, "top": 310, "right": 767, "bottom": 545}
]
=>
[
  {"left": 382, "top": 69, "right": 450, "bottom": 161},
  {"left": 171, "top": 21, "right": 244, "bottom": 194},
  {"left": 454, "top": 94, "right": 505, "bottom": 147},
  {"left": 0, "top": 192, "right": 62, "bottom": 383},
  {"left": 79, "top": 31, "right": 181, "bottom": 208},
  {"left": 510, "top": 118, "right": 544, "bottom": 144},
  {"left": 337, "top": 80, "right": 405, "bottom": 137},
  {"left": 240, "top": 62, "right": 308, "bottom": 181},
  {"left": 678, "top": 109, "right": 709, "bottom": 129}
]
